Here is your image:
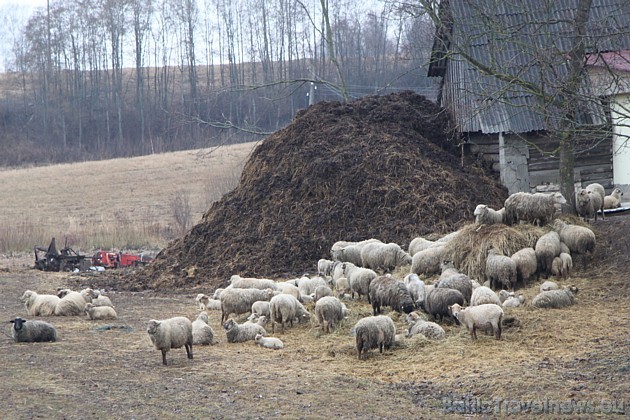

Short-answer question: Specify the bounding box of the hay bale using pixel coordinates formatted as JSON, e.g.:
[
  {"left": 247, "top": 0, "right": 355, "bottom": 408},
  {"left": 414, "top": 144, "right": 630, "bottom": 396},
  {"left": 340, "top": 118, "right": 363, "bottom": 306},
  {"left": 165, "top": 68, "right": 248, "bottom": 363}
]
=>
[{"left": 442, "top": 223, "right": 546, "bottom": 282}]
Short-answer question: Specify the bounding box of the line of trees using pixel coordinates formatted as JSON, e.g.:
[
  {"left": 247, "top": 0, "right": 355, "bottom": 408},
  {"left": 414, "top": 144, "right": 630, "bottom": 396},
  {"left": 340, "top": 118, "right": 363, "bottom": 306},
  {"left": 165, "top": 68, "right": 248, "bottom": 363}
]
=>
[{"left": 0, "top": 0, "right": 437, "bottom": 167}]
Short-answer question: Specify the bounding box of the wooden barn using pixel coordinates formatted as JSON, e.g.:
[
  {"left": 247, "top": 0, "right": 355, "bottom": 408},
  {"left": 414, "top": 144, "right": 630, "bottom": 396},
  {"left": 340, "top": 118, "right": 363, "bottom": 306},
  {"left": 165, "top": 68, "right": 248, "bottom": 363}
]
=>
[{"left": 427, "top": 0, "right": 630, "bottom": 195}]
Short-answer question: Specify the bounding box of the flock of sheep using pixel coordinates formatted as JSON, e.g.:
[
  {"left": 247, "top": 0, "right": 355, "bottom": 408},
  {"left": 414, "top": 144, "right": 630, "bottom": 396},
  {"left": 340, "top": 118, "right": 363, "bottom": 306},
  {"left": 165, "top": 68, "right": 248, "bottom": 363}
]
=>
[{"left": 10, "top": 186, "right": 608, "bottom": 363}]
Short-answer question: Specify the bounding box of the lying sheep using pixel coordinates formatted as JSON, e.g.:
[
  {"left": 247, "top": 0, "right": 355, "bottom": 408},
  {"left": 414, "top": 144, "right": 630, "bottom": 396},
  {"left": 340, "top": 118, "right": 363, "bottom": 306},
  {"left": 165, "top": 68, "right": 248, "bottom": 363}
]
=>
[
  {"left": 314, "top": 296, "right": 348, "bottom": 333},
  {"left": 474, "top": 204, "right": 505, "bottom": 225},
  {"left": 21, "top": 290, "right": 60, "bottom": 316},
  {"left": 552, "top": 220, "right": 596, "bottom": 265},
  {"left": 229, "top": 275, "right": 280, "bottom": 291},
  {"left": 502, "top": 294, "right": 525, "bottom": 308},
  {"left": 55, "top": 288, "right": 94, "bottom": 316},
  {"left": 192, "top": 312, "right": 216, "bottom": 345},
  {"left": 504, "top": 192, "right": 565, "bottom": 226},
  {"left": 485, "top": 248, "right": 517, "bottom": 291},
  {"left": 220, "top": 288, "right": 276, "bottom": 323},
  {"left": 314, "top": 285, "right": 333, "bottom": 302},
  {"left": 246, "top": 314, "right": 269, "bottom": 328},
  {"left": 147, "top": 317, "right": 193, "bottom": 366},
  {"left": 470, "top": 286, "right": 501, "bottom": 306},
  {"left": 532, "top": 285, "right": 578, "bottom": 309},
  {"left": 535, "top": 231, "right": 561, "bottom": 278},
  {"left": 403, "top": 273, "right": 426, "bottom": 307},
  {"left": 585, "top": 183, "right": 606, "bottom": 220},
  {"left": 539, "top": 280, "right": 559, "bottom": 292},
  {"left": 92, "top": 290, "right": 114, "bottom": 308},
  {"left": 510, "top": 247, "right": 538, "bottom": 287},
  {"left": 254, "top": 333, "right": 284, "bottom": 349},
  {"left": 84, "top": 303, "right": 117, "bottom": 320},
  {"left": 369, "top": 275, "right": 415, "bottom": 316},
  {"left": 405, "top": 312, "right": 445, "bottom": 340},
  {"left": 10, "top": 317, "right": 57, "bottom": 342},
  {"left": 344, "top": 264, "right": 378, "bottom": 301},
  {"left": 449, "top": 303, "right": 503, "bottom": 340},
  {"left": 604, "top": 188, "right": 623, "bottom": 209},
  {"left": 423, "top": 287, "right": 465, "bottom": 323},
  {"left": 407, "top": 237, "right": 436, "bottom": 257},
  {"left": 360, "top": 242, "right": 412, "bottom": 272},
  {"left": 223, "top": 318, "right": 266, "bottom": 343},
  {"left": 198, "top": 295, "right": 222, "bottom": 311},
  {"left": 410, "top": 245, "right": 445, "bottom": 276},
  {"left": 353, "top": 315, "right": 396, "bottom": 360},
  {"left": 269, "top": 294, "right": 312, "bottom": 333}
]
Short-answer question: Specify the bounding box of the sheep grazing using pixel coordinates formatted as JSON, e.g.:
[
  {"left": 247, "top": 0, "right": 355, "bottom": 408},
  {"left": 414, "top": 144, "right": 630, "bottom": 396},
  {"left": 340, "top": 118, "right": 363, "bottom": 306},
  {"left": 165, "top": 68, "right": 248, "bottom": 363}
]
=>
[
  {"left": 532, "top": 286, "right": 579, "bottom": 309},
  {"left": 147, "top": 317, "right": 193, "bottom": 366},
  {"left": 604, "top": 188, "right": 623, "bottom": 209},
  {"left": 423, "top": 287, "right": 465, "bottom": 323},
  {"left": 474, "top": 204, "right": 505, "bottom": 225},
  {"left": 229, "top": 275, "right": 279, "bottom": 291},
  {"left": 254, "top": 333, "right": 284, "bottom": 350},
  {"left": 223, "top": 318, "right": 266, "bottom": 343},
  {"left": 539, "top": 280, "right": 559, "bottom": 292},
  {"left": 369, "top": 275, "right": 415, "bottom": 316},
  {"left": 585, "top": 183, "right": 606, "bottom": 220},
  {"left": 334, "top": 277, "right": 351, "bottom": 298},
  {"left": 344, "top": 264, "right": 378, "bottom": 301},
  {"left": 510, "top": 247, "right": 538, "bottom": 287},
  {"left": 405, "top": 312, "right": 445, "bottom": 340},
  {"left": 353, "top": 315, "right": 396, "bottom": 360},
  {"left": 504, "top": 192, "right": 565, "bottom": 226},
  {"left": 551, "top": 257, "right": 565, "bottom": 278},
  {"left": 436, "top": 265, "right": 473, "bottom": 304},
  {"left": 407, "top": 237, "right": 436, "bottom": 257},
  {"left": 552, "top": 220, "right": 596, "bottom": 265},
  {"left": 20, "top": 290, "right": 60, "bottom": 317},
  {"left": 449, "top": 303, "right": 503, "bottom": 340},
  {"left": 297, "top": 276, "right": 329, "bottom": 296},
  {"left": 314, "top": 285, "right": 333, "bottom": 302},
  {"left": 485, "top": 248, "right": 517, "bottom": 291},
  {"left": 220, "top": 288, "right": 276, "bottom": 323},
  {"left": 403, "top": 273, "right": 426, "bottom": 307},
  {"left": 92, "top": 290, "right": 114, "bottom": 308},
  {"left": 269, "top": 294, "right": 312, "bottom": 333},
  {"left": 192, "top": 312, "right": 216, "bottom": 345},
  {"left": 360, "top": 242, "right": 412, "bottom": 272},
  {"left": 84, "top": 303, "right": 118, "bottom": 320},
  {"left": 470, "top": 286, "right": 501, "bottom": 306},
  {"left": 502, "top": 294, "right": 525, "bottom": 308},
  {"left": 535, "top": 231, "right": 561, "bottom": 279},
  {"left": 410, "top": 245, "right": 445, "bottom": 276},
  {"left": 54, "top": 288, "right": 94, "bottom": 316},
  {"left": 314, "top": 296, "right": 348, "bottom": 333},
  {"left": 317, "top": 259, "right": 337, "bottom": 277},
  {"left": 10, "top": 317, "right": 57, "bottom": 342},
  {"left": 575, "top": 189, "right": 596, "bottom": 222}
]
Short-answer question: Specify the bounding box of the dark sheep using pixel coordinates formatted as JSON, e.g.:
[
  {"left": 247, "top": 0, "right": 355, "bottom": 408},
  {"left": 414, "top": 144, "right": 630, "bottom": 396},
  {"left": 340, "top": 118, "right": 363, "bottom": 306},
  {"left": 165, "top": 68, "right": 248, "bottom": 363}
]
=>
[
  {"left": 423, "top": 288, "right": 465, "bottom": 323},
  {"left": 10, "top": 317, "right": 57, "bottom": 343},
  {"left": 368, "top": 275, "right": 415, "bottom": 316},
  {"left": 437, "top": 273, "right": 473, "bottom": 304}
]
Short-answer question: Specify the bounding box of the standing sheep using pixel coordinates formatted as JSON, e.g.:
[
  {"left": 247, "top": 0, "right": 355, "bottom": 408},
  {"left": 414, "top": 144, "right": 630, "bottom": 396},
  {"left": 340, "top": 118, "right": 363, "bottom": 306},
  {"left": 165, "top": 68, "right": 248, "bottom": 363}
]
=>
[
  {"left": 297, "top": 276, "right": 329, "bottom": 296},
  {"left": 314, "top": 296, "right": 348, "bottom": 333},
  {"left": 585, "top": 183, "right": 606, "bottom": 220},
  {"left": 532, "top": 286, "right": 578, "bottom": 309},
  {"left": 223, "top": 319, "right": 266, "bottom": 343},
  {"left": 192, "top": 312, "right": 216, "bottom": 345},
  {"left": 84, "top": 303, "right": 118, "bottom": 320},
  {"left": 369, "top": 275, "right": 415, "bottom": 316},
  {"left": 470, "top": 286, "right": 501, "bottom": 306},
  {"left": 535, "top": 231, "right": 561, "bottom": 278},
  {"left": 269, "top": 294, "right": 312, "bottom": 333},
  {"left": 485, "top": 248, "right": 517, "bottom": 291},
  {"left": 10, "top": 317, "right": 57, "bottom": 342},
  {"left": 146, "top": 317, "right": 193, "bottom": 366},
  {"left": 250, "top": 301, "right": 271, "bottom": 319},
  {"left": 360, "top": 242, "right": 412, "bottom": 272},
  {"left": 552, "top": 220, "right": 596, "bottom": 266},
  {"left": 575, "top": 189, "right": 596, "bottom": 222},
  {"left": 314, "top": 285, "right": 333, "bottom": 302},
  {"left": 474, "top": 204, "right": 505, "bottom": 225},
  {"left": 449, "top": 303, "right": 503, "bottom": 340},
  {"left": 334, "top": 277, "right": 351, "bottom": 298},
  {"left": 403, "top": 273, "right": 426, "bottom": 307},
  {"left": 407, "top": 237, "right": 436, "bottom": 257},
  {"left": 20, "top": 290, "right": 60, "bottom": 316},
  {"left": 229, "top": 275, "right": 280, "bottom": 291},
  {"left": 410, "top": 245, "right": 445, "bottom": 276},
  {"left": 353, "top": 315, "right": 396, "bottom": 360},
  {"left": 254, "top": 334, "right": 284, "bottom": 349},
  {"left": 604, "top": 188, "right": 623, "bottom": 209},
  {"left": 510, "top": 247, "right": 538, "bottom": 287},
  {"left": 437, "top": 271, "right": 473, "bottom": 304},
  {"left": 504, "top": 192, "right": 565, "bottom": 226},
  {"left": 344, "top": 264, "right": 378, "bottom": 301},
  {"left": 220, "top": 288, "right": 276, "bottom": 323},
  {"left": 423, "top": 288, "right": 465, "bottom": 323}
]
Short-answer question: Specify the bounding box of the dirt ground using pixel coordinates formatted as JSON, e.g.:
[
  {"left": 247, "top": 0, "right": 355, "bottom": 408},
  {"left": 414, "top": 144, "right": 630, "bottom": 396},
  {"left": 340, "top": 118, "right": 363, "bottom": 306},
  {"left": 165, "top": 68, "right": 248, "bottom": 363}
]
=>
[{"left": 0, "top": 214, "right": 628, "bottom": 418}]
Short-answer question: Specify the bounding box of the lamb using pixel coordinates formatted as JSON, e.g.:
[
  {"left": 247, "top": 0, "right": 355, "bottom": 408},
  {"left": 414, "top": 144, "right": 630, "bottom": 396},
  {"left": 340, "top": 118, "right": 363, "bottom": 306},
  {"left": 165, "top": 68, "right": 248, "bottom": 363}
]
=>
[
  {"left": 540, "top": 280, "right": 559, "bottom": 292},
  {"left": 229, "top": 275, "right": 279, "bottom": 291},
  {"left": 559, "top": 252, "right": 573, "bottom": 277},
  {"left": 254, "top": 333, "right": 284, "bottom": 349},
  {"left": 485, "top": 248, "right": 517, "bottom": 291},
  {"left": 504, "top": 192, "right": 566, "bottom": 226},
  {"left": 334, "top": 277, "right": 351, "bottom": 298},
  {"left": 353, "top": 315, "right": 396, "bottom": 360},
  {"left": 269, "top": 294, "right": 312, "bottom": 333},
  {"left": 250, "top": 301, "right": 271, "bottom": 319},
  {"left": 510, "top": 247, "right": 538, "bottom": 287},
  {"left": 575, "top": 189, "right": 596, "bottom": 222},
  {"left": 360, "top": 242, "right": 412, "bottom": 272},
  {"left": 449, "top": 303, "right": 503, "bottom": 340},
  {"left": 552, "top": 220, "right": 596, "bottom": 264},
  {"left": 344, "top": 263, "right": 378, "bottom": 301},
  {"left": 314, "top": 285, "right": 333, "bottom": 302},
  {"left": 246, "top": 314, "right": 269, "bottom": 328},
  {"left": 198, "top": 295, "right": 222, "bottom": 311},
  {"left": 535, "top": 231, "right": 561, "bottom": 278},
  {"left": 317, "top": 259, "right": 337, "bottom": 276},
  {"left": 410, "top": 245, "right": 445, "bottom": 276},
  {"left": 369, "top": 275, "right": 415, "bottom": 316},
  {"left": 54, "top": 288, "right": 94, "bottom": 316},
  {"left": 314, "top": 296, "right": 348, "bottom": 333},
  {"left": 223, "top": 318, "right": 266, "bottom": 343},
  {"left": 551, "top": 257, "right": 565, "bottom": 278},
  {"left": 195, "top": 294, "right": 207, "bottom": 310},
  {"left": 10, "top": 317, "right": 57, "bottom": 342},
  {"left": 422, "top": 287, "right": 465, "bottom": 323},
  {"left": 147, "top": 317, "right": 193, "bottom": 366},
  {"left": 502, "top": 294, "right": 525, "bottom": 308},
  {"left": 532, "top": 285, "right": 578, "bottom": 309},
  {"left": 470, "top": 286, "right": 501, "bottom": 306},
  {"left": 84, "top": 303, "right": 117, "bottom": 320},
  {"left": 192, "top": 312, "right": 216, "bottom": 345},
  {"left": 91, "top": 290, "right": 114, "bottom": 308},
  {"left": 403, "top": 273, "right": 426, "bottom": 307},
  {"left": 474, "top": 204, "right": 505, "bottom": 225},
  {"left": 585, "top": 182, "right": 606, "bottom": 220},
  {"left": 220, "top": 288, "right": 276, "bottom": 323},
  {"left": 604, "top": 188, "right": 623, "bottom": 209},
  {"left": 20, "top": 290, "right": 60, "bottom": 316},
  {"left": 405, "top": 312, "right": 445, "bottom": 340},
  {"left": 407, "top": 237, "right": 436, "bottom": 256}
]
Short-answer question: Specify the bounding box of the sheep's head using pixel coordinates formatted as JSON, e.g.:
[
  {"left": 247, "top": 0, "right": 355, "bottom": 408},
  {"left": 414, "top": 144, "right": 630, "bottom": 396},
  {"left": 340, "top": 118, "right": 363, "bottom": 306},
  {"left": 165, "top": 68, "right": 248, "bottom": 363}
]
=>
[
  {"left": 223, "top": 319, "right": 236, "bottom": 331},
  {"left": 565, "top": 285, "right": 579, "bottom": 294},
  {"left": 57, "top": 288, "right": 71, "bottom": 298},
  {"left": 146, "top": 320, "right": 161, "bottom": 335},
  {"left": 440, "top": 260, "right": 455, "bottom": 272},
  {"left": 20, "top": 290, "right": 33, "bottom": 302},
  {"left": 10, "top": 317, "right": 26, "bottom": 331},
  {"left": 448, "top": 303, "right": 463, "bottom": 318},
  {"left": 197, "top": 312, "right": 209, "bottom": 323},
  {"left": 84, "top": 303, "right": 94, "bottom": 313},
  {"left": 474, "top": 204, "right": 488, "bottom": 216},
  {"left": 254, "top": 333, "right": 263, "bottom": 343}
]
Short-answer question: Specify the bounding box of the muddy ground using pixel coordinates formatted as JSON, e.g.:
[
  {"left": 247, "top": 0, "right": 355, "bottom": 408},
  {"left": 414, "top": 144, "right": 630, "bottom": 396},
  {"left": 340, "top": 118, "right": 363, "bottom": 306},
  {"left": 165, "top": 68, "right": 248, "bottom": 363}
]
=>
[{"left": 0, "top": 214, "right": 628, "bottom": 418}]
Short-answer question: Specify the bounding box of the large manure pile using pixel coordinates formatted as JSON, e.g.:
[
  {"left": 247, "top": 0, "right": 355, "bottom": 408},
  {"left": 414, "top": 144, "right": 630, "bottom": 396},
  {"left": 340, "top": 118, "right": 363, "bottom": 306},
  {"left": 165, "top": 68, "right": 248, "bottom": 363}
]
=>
[{"left": 133, "top": 91, "right": 507, "bottom": 290}]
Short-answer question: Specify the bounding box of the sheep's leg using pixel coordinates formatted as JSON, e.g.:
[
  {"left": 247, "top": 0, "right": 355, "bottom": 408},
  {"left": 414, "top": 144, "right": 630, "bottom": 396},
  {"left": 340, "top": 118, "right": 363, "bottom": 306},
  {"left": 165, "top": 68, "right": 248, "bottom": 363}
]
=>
[
  {"left": 495, "top": 321, "right": 502, "bottom": 340},
  {"left": 161, "top": 350, "right": 168, "bottom": 366},
  {"left": 471, "top": 326, "right": 477, "bottom": 340},
  {"left": 185, "top": 343, "right": 193, "bottom": 359}
]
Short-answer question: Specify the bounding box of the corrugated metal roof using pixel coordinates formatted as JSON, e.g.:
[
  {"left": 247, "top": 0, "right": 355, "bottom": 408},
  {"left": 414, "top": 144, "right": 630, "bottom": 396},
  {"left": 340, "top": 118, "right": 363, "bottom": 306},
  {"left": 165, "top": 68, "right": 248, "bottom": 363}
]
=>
[{"left": 429, "top": 0, "right": 630, "bottom": 134}]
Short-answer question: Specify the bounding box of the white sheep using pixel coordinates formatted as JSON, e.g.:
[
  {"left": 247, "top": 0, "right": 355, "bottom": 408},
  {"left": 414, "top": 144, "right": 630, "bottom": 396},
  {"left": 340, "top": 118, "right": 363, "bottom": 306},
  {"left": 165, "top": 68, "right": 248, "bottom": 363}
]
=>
[
  {"left": 403, "top": 273, "right": 426, "bottom": 307},
  {"left": 470, "top": 286, "right": 501, "bottom": 306},
  {"left": 229, "top": 275, "right": 280, "bottom": 291},
  {"left": 317, "top": 259, "right": 337, "bottom": 276},
  {"left": 250, "top": 301, "right": 271, "bottom": 318},
  {"left": 275, "top": 282, "right": 302, "bottom": 301},
  {"left": 532, "top": 285, "right": 578, "bottom": 309},
  {"left": 92, "top": 290, "right": 114, "bottom": 308},
  {"left": 604, "top": 188, "right": 623, "bottom": 209},
  {"left": 344, "top": 264, "right": 378, "bottom": 301},
  {"left": 539, "top": 280, "right": 559, "bottom": 292},
  {"left": 245, "top": 314, "right": 269, "bottom": 327},
  {"left": 448, "top": 303, "right": 503, "bottom": 340},
  {"left": 192, "top": 312, "right": 216, "bottom": 345},
  {"left": 407, "top": 237, "right": 436, "bottom": 256},
  {"left": 314, "top": 285, "right": 333, "bottom": 302},
  {"left": 199, "top": 296, "right": 222, "bottom": 311},
  {"left": 502, "top": 294, "right": 525, "bottom": 308},
  {"left": 269, "top": 294, "right": 311, "bottom": 333},
  {"left": 220, "top": 288, "right": 276, "bottom": 323},
  {"left": 223, "top": 318, "right": 266, "bottom": 343},
  {"left": 212, "top": 288, "right": 224, "bottom": 300},
  {"left": 334, "top": 276, "right": 351, "bottom": 298},
  {"left": 21, "top": 290, "right": 60, "bottom": 316},
  {"left": 410, "top": 245, "right": 445, "bottom": 276},
  {"left": 297, "top": 276, "right": 328, "bottom": 296},
  {"left": 552, "top": 220, "right": 596, "bottom": 265},
  {"left": 360, "top": 242, "right": 412, "bottom": 272},
  {"left": 510, "top": 247, "right": 538, "bottom": 287},
  {"left": 504, "top": 192, "right": 565, "bottom": 226},
  {"left": 54, "top": 288, "right": 94, "bottom": 316},
  {"left": 474, "top": 204, "right": 505, "bottom": 225},
  {"left": 84, "top": 303, "right": 118, "bottom": 320},
  {"left": 147, "top": 317, "right": 193, "bottom": 366},
  {"left": 485, "top": 248, "right": 517, "bottom": 291},
  {"left": 585, "top": 183, "right": 606, "bottom": 220},
  {"left": 405, "top": 312, "right": 445, "bottom": 340},
  {"left": 10, "top": 317, "right": 57, "bottom": 342},
  {"left": 314, "top": 296, "right": 348, "bottom": 333},
  {"left": 254, "top": 333, "right": 284, "bottom": 349},
  {"left": 195, "top": 293, "right": 207, "bottom": 310},
  {"left": 353, "top": 315, "right": 396, "bottom": 360},
  {"left": 535, "top": 231, "right": 561, "bottom": 278}
]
